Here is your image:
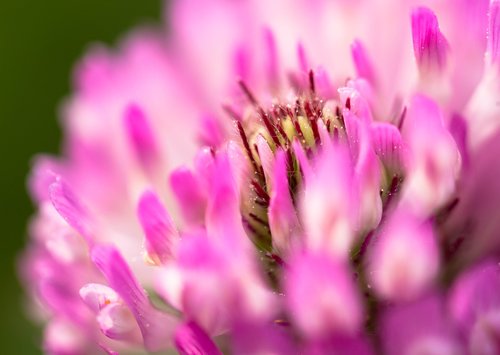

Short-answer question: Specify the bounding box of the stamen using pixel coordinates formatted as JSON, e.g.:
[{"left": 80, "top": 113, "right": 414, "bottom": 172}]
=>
[
  {"left": 251, "top": 179, "right": 270, "bottom": 204},
  {"left": 236, "top": 120, "right": 261, "bottom": 176},
  {"left": 397, "top": 106, "right": 407, "bottom": 130},
  {"left": 309, "top": 69, "right": 316, "bottom": 94}
]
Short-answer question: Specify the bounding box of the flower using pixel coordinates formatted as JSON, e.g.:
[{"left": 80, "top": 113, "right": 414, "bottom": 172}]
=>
[{"left": 20, "top": 0, "right": 500, "bottom": 353}]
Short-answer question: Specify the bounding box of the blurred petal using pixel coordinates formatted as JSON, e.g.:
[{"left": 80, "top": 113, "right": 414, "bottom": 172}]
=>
[
  {"left": 91, "top": 245, "right": 177, "bottom": 351},
  {"left": 137, "top": 190, "right": 178, "bottom": 264}
]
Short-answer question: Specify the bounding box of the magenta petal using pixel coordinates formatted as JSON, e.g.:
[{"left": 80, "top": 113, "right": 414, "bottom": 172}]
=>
[
  {"left": 448, "top": 260, "right": 500, "bottom": 334},
  {"left": 49, "top": 179, "right": 94, "bottom": 244},
  {"left": 123, "top": 103, "right": 159, "bottom": 171},
  {"left": 380, "top": 295, "right": 461, "bottom": 355},
  {"left": 137, "top": 189, "right": 178, "bottom": 264},
  {"left": 371, "top": 122, "right": 406, "bottom": 173},
  {"left": 411, "top": 7, "right": 449, "bottom": 73},
  {"left": 449, "top": 113, "right": 469, "bottom": 169},
  {"left": 231, "top": 321, "right": 295, "bottom": 355},
  {"left": 488, "top": 1, "right": 500, "bottom": 66},
  {"left": 351, "top": 39, "right": 377, "bottom": 86},
  {"left": 174, "top": 321, "right": 222, "bottom": 355},
  {"left": 269, "top": 150, "right": 300, "bottom": 254},
  {"left": 263, "top": 27, "right": 279, "bottom": 90},
  {"left": 170, "top": 166, "right": 207, "bottom": 226},
  {"left": 91, "top": 245, "right": 177, "bottom": 351}
]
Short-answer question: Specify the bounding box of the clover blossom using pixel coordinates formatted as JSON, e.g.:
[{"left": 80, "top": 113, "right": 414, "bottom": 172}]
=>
[{"left": 20, "top": 0, "right": 500, "bottom": 354}]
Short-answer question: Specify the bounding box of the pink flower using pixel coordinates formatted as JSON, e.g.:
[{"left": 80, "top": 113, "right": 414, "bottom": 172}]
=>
[{"left": 20, "top": 0, "right": 500, "bottom": 353}]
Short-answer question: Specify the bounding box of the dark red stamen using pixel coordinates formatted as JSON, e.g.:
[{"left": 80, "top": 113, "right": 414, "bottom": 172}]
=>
[
  {"left": 236, "top": 120, "right": 261, "bottom": 175},
  {"left": 345, "top": 97, "right": 351, "bottom": 110},
  {"left": 397, "top": 106, "right": 407, "bottom": 130},
  {"left": 251, "top": 179, "right": 270, "bottom": 203},
  {"left": 308, "top": 69, "right": 316, "bottom": 94},
  {"left": 249, "top": 212, "right": 269, "bottom": 228}
]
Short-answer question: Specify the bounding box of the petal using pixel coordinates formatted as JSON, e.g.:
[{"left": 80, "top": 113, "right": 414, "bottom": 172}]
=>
[
  {"left": 368, "top": 209, "right": 440, "bottom": 302},
  {"left": 137, "top": 189, "right": 178, "bottom": 264},
  {"left": 231, "top": 321, "right": 295, "bottom": 354},
  {"left": 269, "top": 150, "right": 300, "bottom": 254},
  {"left": 448, "top": 260, "right": 500, "bottom": 333},
  {"left": 28, "top": 156, "right": 63, "bottom": 203},
  {"left": 49, "top": 179, "right": 94, "bottom": 244},
  {"left": 97, "top": 302, "right": 141, "bottom": 342},
  {"left": 285, "top": 251, "right": 363, "bottom": 338},
  {"left": 488, "top": 0, "right": 500, "bottom": 67},
  {"left": 351, "top": 39, "right": 377, "bottom": 86},
  {"left": 411, "top": 7, "right": 448, "bottom": 74},
  {"left": 371, "top": 122, "right": 407, "bottom": 174},
  {"left": 205, "top": 152, "right": 249, "bottom": 253},
  {"left": 79, "top": 283, "right": 120, "bottom": 313},
  {"left": 123, "top": 103, "right": 159, "bottom": 172},
  {"left": 169, "top": 166, "right": 207, "bottom": 226},
  {"left": 44, "top": 318, "right": 90, "bottom": 355},
  {"left": 300, "top": 146, "right": 357, "bottom": 259},
  {"left": 91, "top": 245, "right": 177, "bottom": 351},
  {"left": 380, "top": 295, "right": 461, "bottom": 355},
  {"left": 174, "top": 321, "right": 222, "bottom": 355},
  {"left": 401, "top": 95, "right": 460, "bottom": 214}
]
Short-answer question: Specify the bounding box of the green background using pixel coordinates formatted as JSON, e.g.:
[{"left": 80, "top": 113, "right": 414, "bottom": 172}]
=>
[{"left": 0, "top": 1, "right": 162, "bottom": 353}]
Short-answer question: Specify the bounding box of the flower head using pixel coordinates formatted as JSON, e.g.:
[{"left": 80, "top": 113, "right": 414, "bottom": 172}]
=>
[{"left": 20, "top": 0, "right": 500, "bottom": 353}]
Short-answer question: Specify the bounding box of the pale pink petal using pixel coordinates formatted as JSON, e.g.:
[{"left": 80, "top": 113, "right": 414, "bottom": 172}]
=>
[
  {"left": 79, "top": 283, "right": 120, "bottom": 313},
  {"left": 368, "top": 209, "right": 440, "bottom": 302},
  {"left": 285, "top": 251, "right": 363, "bottom": 339}
]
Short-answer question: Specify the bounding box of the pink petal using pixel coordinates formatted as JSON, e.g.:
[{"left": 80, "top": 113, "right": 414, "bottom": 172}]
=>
[
  {"left": 91, "top": 245, "right": 177, "bottom": 351},
  {"left": 368, "top": 209, "right": 440, "bottom": 301},
  {"left": 97, "top": 302, "right": 141, "bottom": 342},
  {"left": 488, "top": 1, "right": 500, "bottom": 67},
  {"left": 169, "top": 166, "right": 207, "bottom": 226},
  {"left": 137, "top": 189, "right": 178, "bottom": 264},
  {"left": 411, "top": 7, "right": 449, "bottom": 74},
  {"left": 174, "top": 321, "right": 222, "bottom": 355},
  {"left": 205, "top": 153, "right": 248, "bottom": 253},
  {"left": 448, "top": 260, "right": 500, "bottom": 334},
  {"left": 285, "top": 251, "right": 363, "bottom": 338},
  {"left": 300, "top": 146, "right": 357, "bottom": 259},
  {"left": 79, "top": 283, "right": 120, "bottom": 313},
  {"left": 49, "top": 179, "right": 94, "bottom": 244},
  {"left": 255, "top": 134, "right": 275, "bottom": 188},
  {"left": 380, "top": 295, "right": 461, "bottom": 355},
  {"left": 28, "top": 156, "right": 63, "bottom": 203},
  {"left": 269, "top": 150, "right": 300, "bottom": 254},
  {"left": 123, "top": 103, "right": 159, "bottom": 172},
  {"left": 371, "top": 122, "right": 407, "bottom": 173},
  {"left": 351, "top": 39, "right": 377, "bottom": 86}
]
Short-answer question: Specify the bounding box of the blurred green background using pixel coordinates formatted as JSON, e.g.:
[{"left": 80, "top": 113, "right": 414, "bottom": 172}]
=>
[{"left": 0, "top": 1, "right": 162, "bottom": 353}]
